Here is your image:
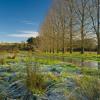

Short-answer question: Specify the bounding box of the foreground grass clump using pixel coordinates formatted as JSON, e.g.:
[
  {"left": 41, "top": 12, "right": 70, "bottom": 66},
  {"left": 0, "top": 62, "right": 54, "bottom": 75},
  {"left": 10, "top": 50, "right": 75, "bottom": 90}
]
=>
[
  {"left": 26, "top": 64, "right": 50, "bottom": 96},
  {"left": 0, "top": 58, "right": 6, "bottom": 65},
  {"left": 73, "top": 76, "right": 100, "bottom": 100}
]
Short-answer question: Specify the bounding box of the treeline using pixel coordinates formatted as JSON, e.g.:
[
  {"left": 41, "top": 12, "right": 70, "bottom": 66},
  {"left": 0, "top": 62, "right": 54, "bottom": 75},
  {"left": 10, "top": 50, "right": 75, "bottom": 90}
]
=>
[
  {"left": 0, "top": 43, "right": 27, "bottom": 52},
  {"left": 39, "top": 0, "right": 100, "bottom": 54},
  {"left": 0, "top": 37, "right": 39, "bottom": 52}
]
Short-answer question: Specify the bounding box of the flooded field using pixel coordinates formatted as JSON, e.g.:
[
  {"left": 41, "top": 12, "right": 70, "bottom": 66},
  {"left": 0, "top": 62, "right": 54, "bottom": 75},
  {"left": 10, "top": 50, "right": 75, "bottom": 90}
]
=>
[
  {"left": 35, "top": 55, "right": 100, "bottom": 69},
  {"left": 0, "top": 52, "right": 100, "bottom": 100}
]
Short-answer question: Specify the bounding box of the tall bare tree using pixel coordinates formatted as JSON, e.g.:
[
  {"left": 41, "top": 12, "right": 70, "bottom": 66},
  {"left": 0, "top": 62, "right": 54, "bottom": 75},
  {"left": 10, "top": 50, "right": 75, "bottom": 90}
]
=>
[
  {"left": 74, "top": 0, "right": 89, "bottom": 54},
  {"left": 66, "top": 0, "right": 75, "bottom": 53},
  {"left": 88, "top": 0, "right": 100, "bottom": 54}
]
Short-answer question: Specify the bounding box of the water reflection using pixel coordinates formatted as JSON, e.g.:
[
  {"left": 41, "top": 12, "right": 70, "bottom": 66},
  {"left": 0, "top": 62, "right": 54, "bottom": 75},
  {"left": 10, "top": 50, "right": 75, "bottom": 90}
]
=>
[
  {"left": 61, "top": 57, "right": 99, "bottom": 69},
  {"left": 38, "top": 56, "right": 99, "bottom": 69},
  {"left": 98, "top": 62, "right": 100, "bottom": 69}
]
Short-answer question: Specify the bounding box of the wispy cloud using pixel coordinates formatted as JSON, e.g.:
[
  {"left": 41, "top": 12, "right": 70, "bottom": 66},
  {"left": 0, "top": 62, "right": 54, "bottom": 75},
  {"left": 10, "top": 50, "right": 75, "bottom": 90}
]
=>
[
  {"left": 21, "top": 20, "right": 38, "bottom": 26},
  {"left": 8, "top": 31, "right": 39, "bottom": 38}
]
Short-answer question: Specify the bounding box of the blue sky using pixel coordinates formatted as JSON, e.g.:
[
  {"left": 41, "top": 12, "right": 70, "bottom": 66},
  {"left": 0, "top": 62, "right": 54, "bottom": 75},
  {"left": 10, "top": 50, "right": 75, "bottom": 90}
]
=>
[{"left": 0, "top": 0, "right": 52, "bottom": 42}]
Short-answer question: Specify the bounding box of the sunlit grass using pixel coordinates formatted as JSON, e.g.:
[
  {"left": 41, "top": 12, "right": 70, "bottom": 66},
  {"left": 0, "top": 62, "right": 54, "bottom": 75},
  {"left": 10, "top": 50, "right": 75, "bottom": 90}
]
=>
[{"left": 35, "top": 52, "right": 100, "bottom": 62}]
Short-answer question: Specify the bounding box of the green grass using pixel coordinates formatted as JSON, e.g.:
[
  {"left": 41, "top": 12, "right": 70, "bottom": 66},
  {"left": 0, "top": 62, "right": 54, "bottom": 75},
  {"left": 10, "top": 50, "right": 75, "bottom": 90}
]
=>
[
  {"left": 35, "top": 52, "right": 100, "bottom": 62},
  {"left": 32, "top": 57, "right": 60, "bottom": 65}
]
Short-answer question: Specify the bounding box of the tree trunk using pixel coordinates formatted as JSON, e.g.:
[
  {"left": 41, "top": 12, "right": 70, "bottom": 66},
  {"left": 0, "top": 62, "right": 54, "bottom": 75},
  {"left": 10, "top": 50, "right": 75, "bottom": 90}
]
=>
[
  {"left": 56, "top": 39, "right": 59, "bottom": 53},
  {"left": 97, "top": 0, "right": 100, "bottom": 54},
  {"left": 97, "top": 37, "right": 100, "bottom": 54},
  {"left": 69, "top": 17, "right": 73, "bottom": 54},
  {"left": 81, "top": 6, "right": 85, "bottom": 54},
  {"left": 81, "top": 25, "right": 84, "bottom": 54},
  {"left": 62, "top": 32, "right": 65, "bottom": 53},
  {"left": 52, "top": 38, "right": 55, "bottom": 53}
]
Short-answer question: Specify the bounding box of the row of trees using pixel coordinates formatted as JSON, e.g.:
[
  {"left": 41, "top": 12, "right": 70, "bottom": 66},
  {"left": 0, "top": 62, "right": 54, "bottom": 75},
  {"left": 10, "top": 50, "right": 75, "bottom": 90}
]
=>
[{"left": 39, "top": 0, "right": 100, "bottom": 54}]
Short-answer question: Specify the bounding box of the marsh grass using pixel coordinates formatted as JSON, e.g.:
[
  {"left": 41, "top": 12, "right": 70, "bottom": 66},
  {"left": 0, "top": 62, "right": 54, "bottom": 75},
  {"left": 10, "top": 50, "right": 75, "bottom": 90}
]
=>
[
  {"left": 25, "top": 52, "right": 49, "bottom": 96},
  {"left": 74, "top": 76, "right": 100, "bottom": 100},
  {"left": 26, "top": 66, "right": 47, "bottom": 95},
  {"left": 0, "top": 58, "right": 6, "bottom": 65},
  {"left": 0, "top": 51, "right": 100, "bottom": 99}
]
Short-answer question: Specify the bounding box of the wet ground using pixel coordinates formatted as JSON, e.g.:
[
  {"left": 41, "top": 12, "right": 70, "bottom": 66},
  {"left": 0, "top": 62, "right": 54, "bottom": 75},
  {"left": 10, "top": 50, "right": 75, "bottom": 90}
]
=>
[{"left": 0, "top": 53, "right": 100, "bottom": 100}]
